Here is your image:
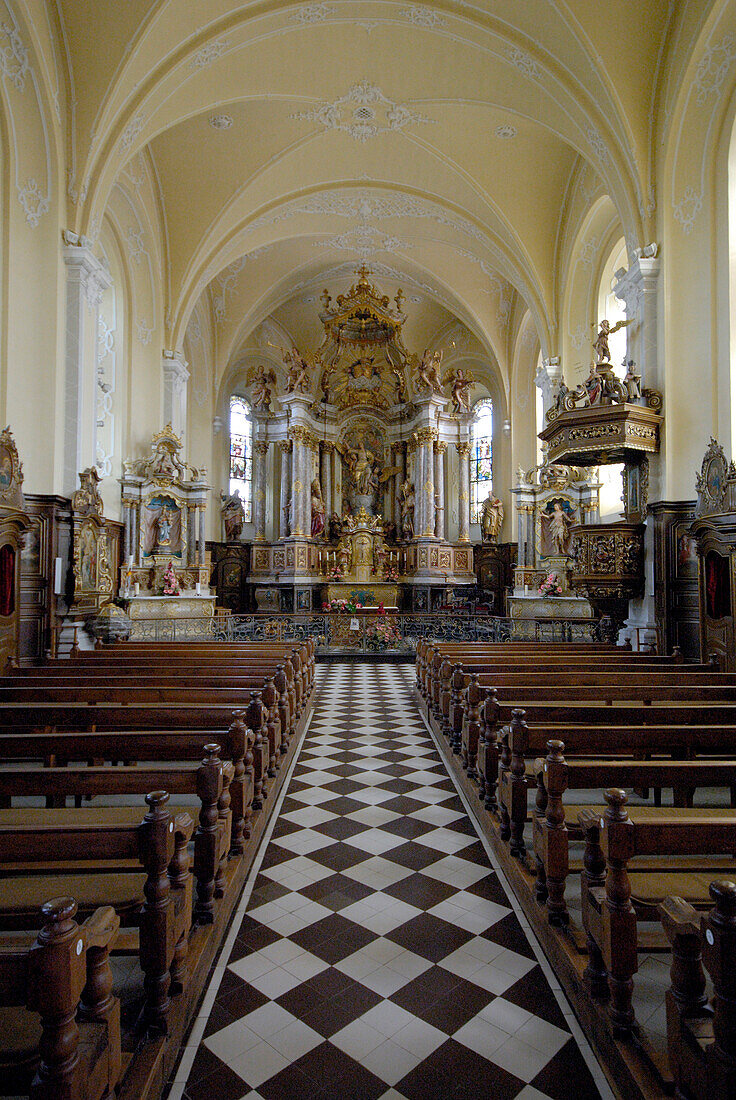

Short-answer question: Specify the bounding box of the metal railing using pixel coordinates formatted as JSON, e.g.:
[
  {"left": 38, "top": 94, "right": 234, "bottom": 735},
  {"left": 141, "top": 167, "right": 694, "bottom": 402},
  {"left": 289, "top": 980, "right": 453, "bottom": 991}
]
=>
[{"left": 125, "top": 611, "right": 600, "bottom": 650}]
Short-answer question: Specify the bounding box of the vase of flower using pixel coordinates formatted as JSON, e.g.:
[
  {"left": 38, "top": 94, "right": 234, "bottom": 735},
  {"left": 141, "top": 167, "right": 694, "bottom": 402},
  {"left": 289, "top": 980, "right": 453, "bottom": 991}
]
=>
[{"left": 538, "top": 571, "right": 562, "bottom": 597}]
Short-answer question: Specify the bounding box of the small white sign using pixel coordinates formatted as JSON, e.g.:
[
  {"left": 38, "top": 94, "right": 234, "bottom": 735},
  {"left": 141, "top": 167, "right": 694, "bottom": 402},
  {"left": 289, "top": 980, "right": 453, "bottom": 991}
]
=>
[{"left": 350, "top": 617, "right": 360, "bottom": 631}]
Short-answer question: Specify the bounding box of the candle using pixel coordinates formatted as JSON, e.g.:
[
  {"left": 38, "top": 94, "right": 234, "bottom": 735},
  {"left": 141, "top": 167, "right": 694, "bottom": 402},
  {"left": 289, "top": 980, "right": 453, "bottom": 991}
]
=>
[
  {"left": 524, "top": 583, "right": 528, "bottom": 595},
  {"left": 196, "top": 582, "right": 201, "bottom": 596},
  {"left": 134, "top": 582, "right": 140, "bottom": 597},
  {"left": 127, "top": 553, "right": 134, "bottom": 566}
]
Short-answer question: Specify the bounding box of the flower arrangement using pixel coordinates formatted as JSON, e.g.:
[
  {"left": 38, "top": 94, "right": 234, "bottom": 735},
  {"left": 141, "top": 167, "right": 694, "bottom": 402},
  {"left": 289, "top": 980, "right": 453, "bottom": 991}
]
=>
[
  {"left": 384, "top": 565, "right": 399, "bottom": 582},
  {"left": 322, "top": 597, "right": 363, "bottom": 613},
  {"left": 328, "top": 561, "right": 345, "bottom": 582},
  {"left": 538, "top": 571, "right": 563, "bottom": 597},
  {"left": 366, "top": 619, "right": 401, "bottom": 649},
  {"left": 161, "top": 560, "right": 181, "bottom": 596}
]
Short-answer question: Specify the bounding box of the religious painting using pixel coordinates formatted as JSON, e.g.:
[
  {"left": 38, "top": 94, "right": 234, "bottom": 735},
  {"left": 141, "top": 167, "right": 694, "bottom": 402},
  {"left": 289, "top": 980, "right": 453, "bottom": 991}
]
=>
[
  {"left": 673, "top": 519, "right": 698, "bottom": 578},
  {"left": 339, "top": 421, "right": 386, "bottom": 516},
  {"left": 78, "top": 523, "right": 98, "bottom": 591},
  {"left": 539, "top": 497, "right": 577, "bottom": 558},
  {"left": 142, "top": 494, "right": 182, "bottom": 558},
  {"left": 0, "top": 444, "right": 14, "bottom": 491},
  {"left": 0, "top": 544, "right": 15, "bottom": 616}
]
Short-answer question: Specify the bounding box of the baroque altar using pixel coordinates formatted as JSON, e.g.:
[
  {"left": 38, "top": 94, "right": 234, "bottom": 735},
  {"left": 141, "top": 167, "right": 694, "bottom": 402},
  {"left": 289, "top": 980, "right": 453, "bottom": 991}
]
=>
[
  {"left": 118, "top": 424, "right": 215, "bottom": 622},
  {"left": 244, "top": 267, "right": 476, "bottom": 612},
  {"left": 509, "top": 454, "right": 600, "bottom": 635}
]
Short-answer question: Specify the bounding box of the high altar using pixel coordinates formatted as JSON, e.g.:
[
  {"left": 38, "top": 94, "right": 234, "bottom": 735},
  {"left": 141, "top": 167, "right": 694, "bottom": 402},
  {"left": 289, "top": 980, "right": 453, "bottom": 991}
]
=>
[
  {"left": 246, "top": 268, "right": 475, "bottom": 611},
  {"left": 119, "top": 425, "right": 214, "bottom": 622}
]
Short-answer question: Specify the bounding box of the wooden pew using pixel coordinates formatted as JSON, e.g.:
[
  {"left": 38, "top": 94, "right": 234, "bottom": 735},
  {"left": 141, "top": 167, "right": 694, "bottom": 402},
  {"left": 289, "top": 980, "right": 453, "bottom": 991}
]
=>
[
  {"left": 658, "top": 881, "right": 736, "bottom": 1100},
  {"left": 532, "top": 738, "right": 736, "bottom": 925},
  {"left": 0, "top": 896, "right": 121, "bottom": 1100},
  {"left": 579, "top": 789, "right": 736, "bottom": 1038}
]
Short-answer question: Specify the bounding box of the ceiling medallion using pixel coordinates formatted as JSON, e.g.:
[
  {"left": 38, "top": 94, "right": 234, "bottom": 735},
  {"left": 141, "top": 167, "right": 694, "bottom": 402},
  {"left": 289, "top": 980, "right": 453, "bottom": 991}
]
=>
[
  {"left": 291, "top": 81, "right": 435, "bottom": 142},
  {"left": 494, "top": 124, "right": 517, "bottom": 139},
  {"left": 209, "top": 114, "right": 233, "bottom": 130}
]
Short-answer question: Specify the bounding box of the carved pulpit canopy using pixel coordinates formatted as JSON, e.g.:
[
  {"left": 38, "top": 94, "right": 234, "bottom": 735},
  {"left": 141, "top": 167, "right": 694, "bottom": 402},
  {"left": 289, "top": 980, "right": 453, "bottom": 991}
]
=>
[{"left": 72, "top": 467, "right": 104, "bottom": 517}]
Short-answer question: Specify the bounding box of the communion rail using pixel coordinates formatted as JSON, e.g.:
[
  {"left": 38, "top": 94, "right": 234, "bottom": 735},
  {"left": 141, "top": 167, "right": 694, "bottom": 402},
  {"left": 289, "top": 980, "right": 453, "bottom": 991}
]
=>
[{"left": 122, "top": 611, "right": 600, "bottom": 650}]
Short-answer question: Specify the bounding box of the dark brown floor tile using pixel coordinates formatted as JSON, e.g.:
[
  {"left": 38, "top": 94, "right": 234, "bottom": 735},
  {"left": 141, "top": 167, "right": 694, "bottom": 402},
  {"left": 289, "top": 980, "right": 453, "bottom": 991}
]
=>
[
  {"left": 441, "top": 1039, "right": 525, "bottom": 1100},
  {"left": 299, "top": 873, "right": 373, "bottom": 905},
  {"left": 275, "top": 979, "right": 326, "bottom": 1017},
  {"left": 381, "top": 815, "right": 435, "bottom": 840},
  {"left": 455, "top": 840, "right": 493, "bottom": 866},
  {"left": 185, "top": 1045, "right": 234, "bottom": 1086},
  {"left": 271, "top": 819, "right": 302, "bottom": 838},
  {"left": 235, "top": 922, "right": 282, "bottom": 952},
  {"left": 388, "top": 841, "right": 449, "bottom": 871},
  {"left": 248, "top": 878, "right": 292, "bottom": 906},
  {"left": 258, "top": 845, "right": 296, "bottom": 871},
  {"left": 302, "top": 982, "right": 383, "bottom": 1037},
  {"left": 318, "top": 795, "right": 367, "bottom": 815},
  {"left": 322, "top": 778, "right": 366, "bottom": 796},
  {"left": 259, "top": 1063, "right": 324, "bottom": 1100},
  {"left": 184, "top": 1063, "right": 251, "bottom": 1100},
  {"left": 200, "top": 1001, "right": 234, "bottom": 1039},
  {"left": 380, "top": 795, "right": 437, "bottom": 815},
  {"left": 530, "top": 1037, "right": 599, "bottom": 1099},
  {"left": 218, "top": 980, "right": 271, "bottom": 1019},
  {"left": 297, "top": 965, "right": 356, "bottom": 1001},
  {"left": 290, "top": 913, "right": 377, "bottom": 962},
  {"left": 482, "top": 912, "right": 536, "bottom": 959},
  {"left": 383, "top": 871, "right": 457, "bottom": 909},
  {"left": 394, "top": 1045, "right": 455, "bottom": 1099},
  {"left": 417, "top": 979, "right": 495, "bottom": 1032},
  {"left": 388, "top": 912, "right": 474, "bottom": 961},
  {"left": 377, "top": 777, "right": 422, "bottom": 795},
  {"left": 308, "top": 841, "right": 369, "bottom": 872},
  {"left": 465, "top": 874, "right": 510, "bottom": 906},
  {"left": 312, "top": 816, "right": 370, "bottom": 840},
  {"left": 504, "top": 966, "right": 568, "bottom": 1028},
  {"left": 291, "top": 1041, "right": 385, "bottom": 1098}
]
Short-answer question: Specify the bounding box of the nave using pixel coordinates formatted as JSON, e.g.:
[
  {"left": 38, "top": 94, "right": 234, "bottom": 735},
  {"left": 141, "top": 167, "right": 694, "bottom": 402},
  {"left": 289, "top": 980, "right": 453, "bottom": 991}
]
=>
[{"left": 170, "top": 663, "right": 612, "bottom": 1100}]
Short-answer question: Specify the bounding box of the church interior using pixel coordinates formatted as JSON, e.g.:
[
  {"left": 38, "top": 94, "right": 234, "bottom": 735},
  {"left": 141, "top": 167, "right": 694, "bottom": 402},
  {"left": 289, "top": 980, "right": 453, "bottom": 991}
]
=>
[{"left": 2, "top": 2, "right": 736, "bottom": 1098}]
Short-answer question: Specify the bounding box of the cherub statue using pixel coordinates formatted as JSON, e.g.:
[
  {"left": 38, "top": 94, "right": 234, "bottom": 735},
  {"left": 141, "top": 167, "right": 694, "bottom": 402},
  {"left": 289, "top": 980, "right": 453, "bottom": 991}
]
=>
[
  {"left": 416, "top": 348, "right": 445, "bottom": 395},
  {"left": 593, "top": 318, "right": 632, "bottom": 365},
  {"left": 250, "top": 366, "right": 277, "bottom": 412},
  {"left": 446, "top": 367, "right": 474, "bottom": 414}
]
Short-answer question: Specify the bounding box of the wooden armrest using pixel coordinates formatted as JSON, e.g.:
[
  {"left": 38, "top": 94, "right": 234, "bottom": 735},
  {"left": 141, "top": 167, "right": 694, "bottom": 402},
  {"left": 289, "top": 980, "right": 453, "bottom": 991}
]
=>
[
  {"left": 658, "top": 894, "right": 700, "bottom": 936},
  {"left": 578, "top": 808, "right": 601, "bottom": 833},
  {"left": 173, "top": 811, "right": 194, "bottom": 842},
  {"left": 82, "top": 905, "right": 120, "bottom": 949}
]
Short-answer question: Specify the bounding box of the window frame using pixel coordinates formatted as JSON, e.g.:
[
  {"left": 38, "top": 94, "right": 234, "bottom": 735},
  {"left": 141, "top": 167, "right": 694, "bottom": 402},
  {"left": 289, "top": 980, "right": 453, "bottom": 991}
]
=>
[{"left": 228, "top": 394, "right": 253, "bottom": 523}]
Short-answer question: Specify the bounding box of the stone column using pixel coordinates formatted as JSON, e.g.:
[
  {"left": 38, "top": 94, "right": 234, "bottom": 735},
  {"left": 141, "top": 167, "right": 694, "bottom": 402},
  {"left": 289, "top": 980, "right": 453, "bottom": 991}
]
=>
[
  {"left": 253, "top": 441, "right": 269, "bottom": 541},
  {"left": 534, "top": 356, "right": 563, "bottom": 421},
  {"left": 198, "top": 505, "right": 206, "bottom": 567},
  {"left": 289, "top": 428, "right": 312, "bottom": 538},
  {"left": 279, "top": 441, "right": 292, "bottom": 538},
  {"left": 415, "top": 429, "right": 436, "bottom": 538},
  {"left": 393, "top": 444, "right": 405, "bottom": 530},
  {"left": 61, "top": 231, "right": 113, "bottom": 493},
  {"left": 457, "top": 441, "right": 471, "bottom": 542},
  {"left": 434, "top": 442, "right": 446, "bottom": 540},
  {"left": 122, "top": 500, "right": 132, "bottom": 560},
  {"left": 320, "top": 444, "right": 333, "bottom": 518},
  {"left": 614, "top": 248, "right": 660, "bottom": 393},
  {"left": 162, "top": 350, "right": 190, "bottom": 444}
]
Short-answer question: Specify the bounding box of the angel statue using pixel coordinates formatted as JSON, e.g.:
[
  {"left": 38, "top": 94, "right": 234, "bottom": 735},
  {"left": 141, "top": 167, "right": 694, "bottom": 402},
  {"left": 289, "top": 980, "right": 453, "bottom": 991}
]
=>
[
  {"left": 480, "top": 495, "right": 504, "bottom": 543},
  {"left": 250, "top": 366, "right": 277, "bottom": 412},
  {"left": 416, "top": 348, "right": 445, "bottom": 395},
  {"left": 593, "top": 318, "right": 632, "bottom": 365},
  {"left": 446, "top": 367, "right": 474, "bottom": 414},
  {"left": 270, "top": 343, "right": 310, "bottom": 394}
]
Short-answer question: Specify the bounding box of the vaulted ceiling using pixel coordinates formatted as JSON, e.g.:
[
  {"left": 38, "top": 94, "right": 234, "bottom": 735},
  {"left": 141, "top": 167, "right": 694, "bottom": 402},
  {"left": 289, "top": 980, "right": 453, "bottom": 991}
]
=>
[{"left": 56, "top": 0, "right": 684, "bottom": 384}]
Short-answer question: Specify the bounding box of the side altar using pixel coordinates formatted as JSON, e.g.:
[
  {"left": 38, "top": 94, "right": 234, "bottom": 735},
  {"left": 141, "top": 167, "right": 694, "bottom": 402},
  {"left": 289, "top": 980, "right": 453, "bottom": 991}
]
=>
[
  {"left": 242, "top": 268, "right": 476, "bottom": 612},
  {"left": 509, "top": 453, "right": 600, "bottom": 636},
  {"left": 118, "top": 425, "right": 215, "bottom": 622}
]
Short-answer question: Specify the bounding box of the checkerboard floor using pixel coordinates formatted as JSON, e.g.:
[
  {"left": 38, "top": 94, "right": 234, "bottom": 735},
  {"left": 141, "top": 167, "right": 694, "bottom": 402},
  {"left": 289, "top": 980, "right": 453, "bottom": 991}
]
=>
[{"left": 170, "top": 663, "right": 614, "bottom": 1100}]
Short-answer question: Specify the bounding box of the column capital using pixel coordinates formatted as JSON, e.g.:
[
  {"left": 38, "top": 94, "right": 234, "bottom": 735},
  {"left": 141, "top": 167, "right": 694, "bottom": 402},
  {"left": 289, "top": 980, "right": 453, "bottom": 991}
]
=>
[
  {"left": 455, "top": 441, "right": 471, "bottom": 457},
  {"left": 162, "top": 349, "right": 190, "bottom": 391},
  {"left": 434, "top": 440, "right": 447, "bottom": 455},
  {"left": 254, "top": 441, "right": 269, "bottom": 456},
  {"left": 62, "top": 229, "right": 112, "bottom": 307},
  {"left": 414, "top": 426, "right": 438, "bottom": 446},
  {"left": 278, "top": 439, "right": 293, "bottom": 454}
]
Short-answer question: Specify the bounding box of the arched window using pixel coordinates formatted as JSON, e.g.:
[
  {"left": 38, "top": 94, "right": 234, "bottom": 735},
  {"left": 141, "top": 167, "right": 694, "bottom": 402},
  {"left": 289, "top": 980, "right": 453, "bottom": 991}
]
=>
[
  {"left": 229, "top": 395, "right": 253, "bottom": 522},
  {"left": 471, "top": 398, "right": 494, "bottom": 522}
]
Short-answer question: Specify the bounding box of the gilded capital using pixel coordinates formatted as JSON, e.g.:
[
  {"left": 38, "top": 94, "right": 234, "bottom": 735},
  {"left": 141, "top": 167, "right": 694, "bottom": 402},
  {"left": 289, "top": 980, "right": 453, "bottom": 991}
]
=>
[
  {"left": 278, "top": 440, "right": 293, "bottom": 455},
  {"left": 414, "top": 427, "right": 438, "bottom": 446},
  {"left": 254, "top": 441, "right": 269, "bottom": 456},
  {"left": 456, "top": 441, "right": 471, "bottom": 457},
  {"left": 435, "top": 441, "right": 447, "bottom": 455}
]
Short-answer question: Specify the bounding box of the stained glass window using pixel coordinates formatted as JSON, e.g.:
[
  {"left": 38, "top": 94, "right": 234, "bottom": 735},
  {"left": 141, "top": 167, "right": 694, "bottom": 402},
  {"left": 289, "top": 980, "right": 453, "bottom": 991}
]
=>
[
  {"left": 471, "top": 399, "right": 493, "bottom": 523},
  {"left": 229, "top": 395, "right": 252, "bottom": 522}
]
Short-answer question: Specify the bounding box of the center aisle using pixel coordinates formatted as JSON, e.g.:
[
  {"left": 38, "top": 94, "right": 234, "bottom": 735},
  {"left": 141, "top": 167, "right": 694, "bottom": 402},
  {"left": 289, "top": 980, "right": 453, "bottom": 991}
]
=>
[{"left": 172, "top": 663, "right": 613, "bottom": 1100}]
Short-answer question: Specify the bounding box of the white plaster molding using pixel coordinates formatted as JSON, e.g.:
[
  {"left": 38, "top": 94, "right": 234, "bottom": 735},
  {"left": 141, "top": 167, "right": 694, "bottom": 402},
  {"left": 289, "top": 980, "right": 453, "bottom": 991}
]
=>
[
  {"left": 187, "top": 38, "right": 228, "bottom": 68},
  {"left": 694, "top": 33, "right": 736, "bottom": 107},
  {"left": 0, "top": 20, "right": 28, "bottom": 89},
  {"left": 672, "top": 187, "right": 703, "bottom": 234},
  {"left": 400, "top": 6, "right": 447, "bottom": 27},
  {"left": 135, "top": 319, "right": 153, "bottom": 345},
  {"left": 317, "top": 224, "right": 412, "bottom": 256},
  {"left": 291, "top": 81, "right": 436, "bottom": 142},
  {"left": 505, "top": 46, "right": 541, "bottom": 81},
  {"left": 18, "top": 177, "right": 50, "bottom": 227},
  {"left": 494, "top": 124, "right": 517, "bottom": 139},
  {"left": 292, "top": 3, "right": 336, "bottom": 22}
]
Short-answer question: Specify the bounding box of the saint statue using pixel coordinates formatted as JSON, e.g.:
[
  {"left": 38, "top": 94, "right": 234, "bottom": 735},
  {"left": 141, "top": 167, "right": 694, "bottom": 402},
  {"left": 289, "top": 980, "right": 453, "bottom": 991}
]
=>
[
  {"left": 448, "top": 367, "right": 474, "bottom": 414},
  {"left": 480, "top": 495, "right": 504, "bottom": 543},
  {"left": 400, "top": 478, "right": 415, "bottom": 540},
  {"left": 327, "top": 511, "right": 342, "bottom": 543},
  {"left": 311, "top": 478, "right": 326, "bottom": 538},
  {"left": 593, "top": 318, "right": 632, "bottom": 365},
  {"left": 343, "top": 438, "right": 378, "bottom": 495},
  {"left": 221, "top": 489, "right": 245, "bottom": 542},
  {"left": 251, "top": 367, "right": 276, "bottom": 412},
  {"left": 280, "top": 345, "right": 310, "bottom": 393},
  {"left": 547, "top": 500, "right": 574, "bottom": 556},
  {"left": 622, "top": 359, "right": 642, "bottom": 401}
]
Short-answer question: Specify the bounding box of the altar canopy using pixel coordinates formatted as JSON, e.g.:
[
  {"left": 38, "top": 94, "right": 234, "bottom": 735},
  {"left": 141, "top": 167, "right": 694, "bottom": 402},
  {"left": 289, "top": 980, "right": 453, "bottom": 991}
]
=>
[{"left": 245, "top": 268, "right": 476, "bottom": 611}]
